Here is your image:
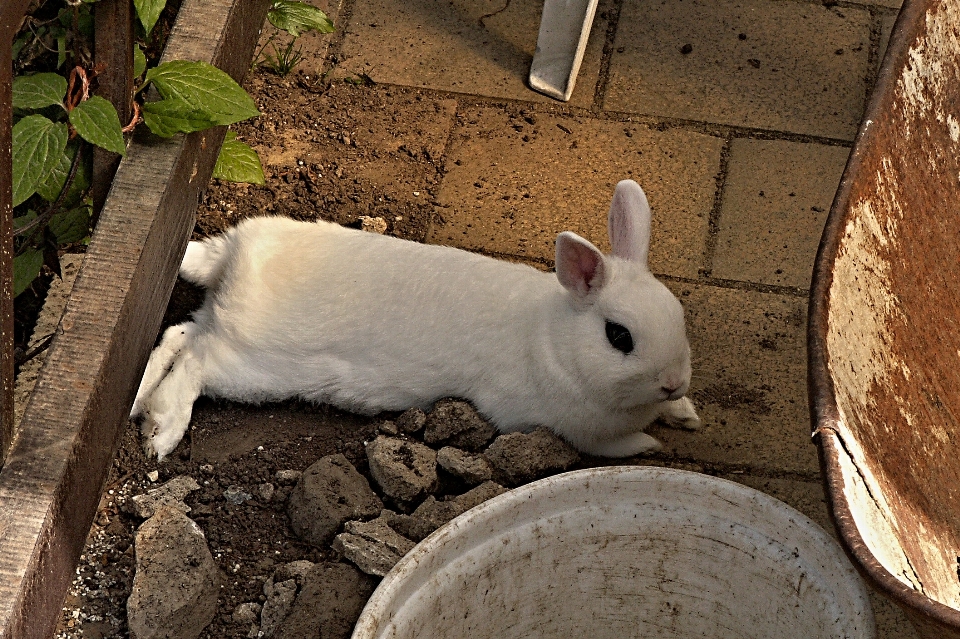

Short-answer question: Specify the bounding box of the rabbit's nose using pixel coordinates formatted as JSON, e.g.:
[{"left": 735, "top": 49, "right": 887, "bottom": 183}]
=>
[{"left": 660, "top": 382, "right": 687, "bottom": 400}]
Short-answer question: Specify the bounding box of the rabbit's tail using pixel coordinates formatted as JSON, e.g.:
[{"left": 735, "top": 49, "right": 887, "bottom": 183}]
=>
[{"left": 179, "top": 235, "right": 231, "bottom": 288}]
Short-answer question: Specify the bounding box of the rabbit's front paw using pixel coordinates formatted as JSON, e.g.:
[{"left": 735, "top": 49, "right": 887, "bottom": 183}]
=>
[
  {"left": 659, "top": 397, "right": 702, "bottom": 431},
  {"left": 582, "top": 431, "right": 663, "bottom": 458},
  {"left": 141, "top": 414, "right": 188, "bottom": 462}
]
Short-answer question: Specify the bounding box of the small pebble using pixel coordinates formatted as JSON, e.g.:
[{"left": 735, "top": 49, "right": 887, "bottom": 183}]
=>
[
  {"left": 275, "top": 469, "right": 302, "bottom": 485},
  {"left": 224, "top": 486, "right": 253, "bottom": 505},
  {"left": 258, "top": 483, "right": 276, "bottom": 502},
  {"left": 378, "top": 420, "right": 399, "bottom": 436}
]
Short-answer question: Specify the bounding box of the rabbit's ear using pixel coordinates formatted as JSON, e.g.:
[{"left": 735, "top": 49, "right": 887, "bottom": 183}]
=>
[
  {"left": 556, "top": 231, "right": 607, "bottom": 303},
  {"left": 608, "top": 180, "right": 651, "bottom": 266}
]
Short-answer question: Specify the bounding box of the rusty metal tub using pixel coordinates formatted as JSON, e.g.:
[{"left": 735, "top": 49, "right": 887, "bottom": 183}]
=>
[{"left": 809, "top": 0, "right": 960, "bottom": 636}]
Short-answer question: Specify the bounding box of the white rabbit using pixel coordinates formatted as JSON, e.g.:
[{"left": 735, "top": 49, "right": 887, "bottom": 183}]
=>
[{"left": 131, "top": 179, "right": 701, "bottom": 460}]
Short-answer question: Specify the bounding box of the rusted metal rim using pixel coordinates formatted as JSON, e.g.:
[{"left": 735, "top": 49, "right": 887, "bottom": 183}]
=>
[{"left": 808, "top": 0, "right": 960, "bottom": 631}]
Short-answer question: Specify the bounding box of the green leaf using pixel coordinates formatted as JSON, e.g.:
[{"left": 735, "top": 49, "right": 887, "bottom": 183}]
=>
[
  {"left": 13, "top": 247, "right": 43, "bottom": 297},
  {"left": 268, "top": 0, "right": 334, "bottom": 36},
  {"left": 134, "top": 44, "right": 147, "bottom": 78},
  {"left": 141, "top": 99, "right": 218, "bottom": 137},
  {"left": 134, "top": 0, "right": 167, "bottom": 35},
  {"left": 12, "top": 115, "right": 69, "bottom": 207},
  {"left": 69, "top": 96, "right": 126, "bottom": 155},
  {"left": 13, "top": 73, "right": 67, "bottom": 110},
  {"left": 145, "top": 60, "right": 259, "bottom": 126},
  {"left": 36, "top": 143, "right": 89, "bottom": 205},
  {"left": 56, "top": 34, "right": 67, "bottom": 69},
  {"left": 49, "top": 204, "right": 92, "bottom": 245},
  {"left": 13, "top": 211, "right": 37, "bottom": 230},
  {"left": 213, "top": 137, "right": 265, "bottom": 184}
]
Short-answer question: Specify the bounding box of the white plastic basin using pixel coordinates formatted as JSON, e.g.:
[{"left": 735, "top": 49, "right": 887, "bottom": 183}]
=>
[{"left": 352, "top": 466, "right": 874, "bottom": 639}]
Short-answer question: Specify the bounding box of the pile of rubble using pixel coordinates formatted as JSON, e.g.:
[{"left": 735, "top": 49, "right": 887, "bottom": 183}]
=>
[{"left": 124, "top": 399, "right": 581, "bottom": 639}]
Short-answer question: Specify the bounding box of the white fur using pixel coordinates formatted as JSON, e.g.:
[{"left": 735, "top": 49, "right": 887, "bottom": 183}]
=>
[{"left": 132, "top": 180, "right": 701, "bottom": 460}]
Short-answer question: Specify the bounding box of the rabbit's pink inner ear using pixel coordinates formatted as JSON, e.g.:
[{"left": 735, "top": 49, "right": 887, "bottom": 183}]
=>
[
  {"left": 556, "top": 232, "right": 606, "bottom": 299},
  {"left": 608, "top": 180, "right": 651, "bottom": 265}
]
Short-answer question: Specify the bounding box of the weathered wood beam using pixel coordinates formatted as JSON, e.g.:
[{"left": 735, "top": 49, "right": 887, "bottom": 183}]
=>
[
  {"left": 0, "top": 0, "right": 38, "bottom": 467},
  {"left": 0, "top": 0, "right": 268, "bottom": 636},
  {"left": 92, "top": 0, "right": 135, "bottom": 220}
]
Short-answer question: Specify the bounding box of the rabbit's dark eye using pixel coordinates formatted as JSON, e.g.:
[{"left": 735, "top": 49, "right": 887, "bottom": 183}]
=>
[{"left": 605, "top": 320, "right": 634, "bottom": 354}]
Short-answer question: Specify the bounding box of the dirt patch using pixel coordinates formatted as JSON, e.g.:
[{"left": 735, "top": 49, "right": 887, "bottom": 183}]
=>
[{"left": 193, "top": 73, "right": 456, "bottom": 244}]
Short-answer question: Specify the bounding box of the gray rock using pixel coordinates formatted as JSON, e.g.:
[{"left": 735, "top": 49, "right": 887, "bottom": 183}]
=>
[
  {"left": 412, "top": 481, "right": 508, "bottom": 531},
  {"left": 437, "top": 446, "right": 493, "bottom": 485},
  {"left": 286, "top": 455, "right": 383, "bottom": 547},
  {"left": 223, "top": 485, "right": 252, "bottom": 505},
  {"left": 275, "top": 469, "right": 302, "bottom": 485},
  {"left": 258, "top": 482, "right": 276, "bottom": 502},
  {"left": 333, "top": 514, "right": 416, "bottom": 577},
  {"left": 485, "top": 427, "right": 580, "bottom": 486},
  {"left": 127, "top": 475, "right": 200, "bottom": 519},
  {"left": 231, "top": 602, "right": 261, "bottom": 625},
  {"left": 423, "top": 399, "right": 496, "bottom": 451},
  {"left": 395, "top": 407, "right": 427, "bottom": 434},
  {"left": 270, "top": 560, "right": 316, "bottom": 588},
  {"left": 455, "top": 480, "right": 510, "bottom": 511},
  {"left": 273, "top": 562, "right": 376, "bottom": 639},
  {"left": 127, "top": 507, "right": 219, "bottom": 639},
  {"left": 366, "top": 436, "right": 437, "bottom": 502},
  {"left": 259, "top": 578, "right": 297, "bottom": 638},
  {"left": 377, "top": 420, "right": 399, "bottom": 436},
  {"left": 359, "top": 215, "right": 387, "bottom": 234},
  {"left": 411, "top": 497, "right": 463, "bottom": 531},
  {"left": 379, "top": 509, "right": 436, "bottom": 542}
]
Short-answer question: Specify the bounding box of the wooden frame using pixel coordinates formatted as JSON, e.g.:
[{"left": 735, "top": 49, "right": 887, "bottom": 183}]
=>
[{"left": 0, "top": 0, "right": 269, "bottom": 636}]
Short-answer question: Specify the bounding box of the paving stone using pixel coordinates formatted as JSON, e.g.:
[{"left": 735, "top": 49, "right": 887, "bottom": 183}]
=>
[
  {"left": 366, "top": 436, "right": 438, "bottom": 502},
  {"left": 286, "top": 454, "right": 383, "bottom": 547},
  {"left": 848, "top": 0, "right": 902, "bottom": 9},
  {"left": 649, "top": 283, "right": 817, "bottom": 475},
  {"left": 870, "top": 588, "right": 921, "bottom": 639},
  {"left": 605, "top": 0, "right": 872, "bottom": 139},
  {"left": 485, "top": 428, "right": 580, "bottom": 486},
  {"left": 423, "top": 399, "right": 497, "bottom": 452},
  {"left": 712, "top": 139, "right": 851, "bottom": 288},
  {"left": 337, "top": 0, "right": 609, "bottom": 107},
  {"left": 431, "top": 107, "right": 721, "bottom": 278},
  {"left": 127, "top": 508, "right": 219, "bottom": 639},
  {"left": 879, "top": 10, "right": 900, "bottom": 66},
  {"left": 273, "top": 562, "right": 377, "bottom": 639},
  {"left": 437, "top": 446, "right": 493, "bottom": 485}
]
